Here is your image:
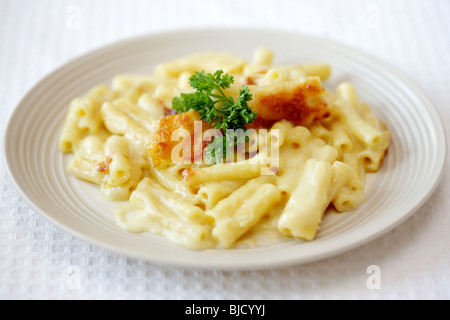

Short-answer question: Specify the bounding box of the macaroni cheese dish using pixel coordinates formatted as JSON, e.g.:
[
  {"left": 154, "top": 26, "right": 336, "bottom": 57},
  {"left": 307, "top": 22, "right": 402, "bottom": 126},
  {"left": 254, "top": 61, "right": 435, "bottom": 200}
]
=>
[{"left": 59, "top": 48, "right": 390, "bottom": 250}]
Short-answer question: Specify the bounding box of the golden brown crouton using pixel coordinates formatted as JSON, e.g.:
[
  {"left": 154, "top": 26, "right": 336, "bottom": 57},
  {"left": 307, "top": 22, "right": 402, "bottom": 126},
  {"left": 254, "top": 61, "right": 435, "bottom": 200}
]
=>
[
  {"left": 249, "top": 77, "right": 330, "bottom": 127},
  {"left": 148, "top": 110, "right": 213, "bottom": 167}
]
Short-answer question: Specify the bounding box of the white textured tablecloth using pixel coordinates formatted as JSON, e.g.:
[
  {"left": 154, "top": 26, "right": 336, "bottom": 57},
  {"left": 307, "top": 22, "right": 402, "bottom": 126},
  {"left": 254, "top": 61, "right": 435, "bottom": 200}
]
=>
[{"left": 1, "top": 0, "right": 449, "bottom": 300}]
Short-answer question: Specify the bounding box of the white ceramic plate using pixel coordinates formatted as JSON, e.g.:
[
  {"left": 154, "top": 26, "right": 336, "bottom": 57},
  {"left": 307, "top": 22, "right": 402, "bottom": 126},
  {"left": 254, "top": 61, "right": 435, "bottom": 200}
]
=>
[{"left": 4, "top": 29, "right": 446, "bottom": 270}]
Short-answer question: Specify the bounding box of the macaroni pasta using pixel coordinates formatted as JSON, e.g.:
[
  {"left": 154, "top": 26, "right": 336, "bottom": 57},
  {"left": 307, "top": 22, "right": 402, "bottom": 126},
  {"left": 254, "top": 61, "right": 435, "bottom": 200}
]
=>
[{"left": 59, "top": 48, "right": 390, "bottom": 249}]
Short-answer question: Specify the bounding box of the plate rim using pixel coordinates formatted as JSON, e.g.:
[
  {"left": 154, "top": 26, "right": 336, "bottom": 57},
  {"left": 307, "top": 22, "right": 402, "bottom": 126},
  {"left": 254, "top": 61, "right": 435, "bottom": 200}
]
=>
[{"left": 3, "top": 27, "right": 447, "bottom": 270}]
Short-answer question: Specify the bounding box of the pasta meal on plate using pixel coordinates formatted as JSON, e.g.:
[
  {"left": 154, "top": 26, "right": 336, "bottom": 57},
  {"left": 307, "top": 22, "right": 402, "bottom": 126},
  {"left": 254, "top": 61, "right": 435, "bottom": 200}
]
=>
[{"left": 59, "top": 48, "right": 390, "bottom": 250}]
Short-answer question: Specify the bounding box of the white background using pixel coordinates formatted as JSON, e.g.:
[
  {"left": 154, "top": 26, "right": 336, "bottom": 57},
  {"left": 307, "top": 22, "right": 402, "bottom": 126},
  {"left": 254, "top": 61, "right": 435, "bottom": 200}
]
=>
[{"left": 1, "top": 0, "right": 449, "bottom": 299}]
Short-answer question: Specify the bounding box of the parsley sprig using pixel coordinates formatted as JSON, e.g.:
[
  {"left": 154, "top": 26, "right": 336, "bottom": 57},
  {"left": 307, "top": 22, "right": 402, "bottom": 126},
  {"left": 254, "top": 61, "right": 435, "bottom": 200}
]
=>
[{"left": 172, "top": 70, "right": 258, "bottom": 164}]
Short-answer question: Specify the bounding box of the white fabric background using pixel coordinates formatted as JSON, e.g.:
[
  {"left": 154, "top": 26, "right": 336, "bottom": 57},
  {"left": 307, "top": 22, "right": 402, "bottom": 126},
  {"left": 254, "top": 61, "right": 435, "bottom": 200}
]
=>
[{"left": 1, "top": 0, "right": 449, "bottom": 300}]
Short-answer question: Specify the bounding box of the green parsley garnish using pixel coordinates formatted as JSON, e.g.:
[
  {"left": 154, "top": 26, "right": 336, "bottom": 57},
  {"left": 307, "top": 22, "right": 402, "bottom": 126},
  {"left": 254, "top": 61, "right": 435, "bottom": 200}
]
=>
[{"left": 172, "top": 70, "right": 258, "bottom": 164}]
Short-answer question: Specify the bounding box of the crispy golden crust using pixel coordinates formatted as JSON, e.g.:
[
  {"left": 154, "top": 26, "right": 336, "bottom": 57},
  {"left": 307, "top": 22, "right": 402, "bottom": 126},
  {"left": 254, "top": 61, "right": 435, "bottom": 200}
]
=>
[
  {"left": 148, "top": 110, "right": 213, "bottom": 166},
  {"left": 249, "top": 77, "right": 330, "bottom": 128}
]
